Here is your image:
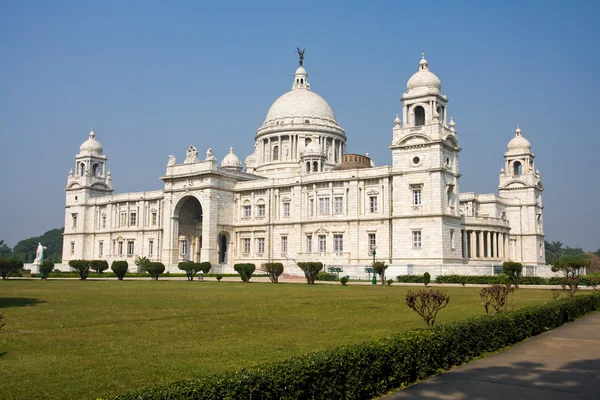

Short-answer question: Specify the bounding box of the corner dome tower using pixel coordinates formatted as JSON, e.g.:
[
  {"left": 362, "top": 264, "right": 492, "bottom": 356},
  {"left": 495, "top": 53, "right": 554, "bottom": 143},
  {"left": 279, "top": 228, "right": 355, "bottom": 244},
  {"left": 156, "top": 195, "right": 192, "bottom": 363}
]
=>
[
  {"left": 221, "top": 147, "right": 242, "bottom": 171},
  {"left": 405, "top": 53, "right": 441, "bottom": 96},
  {"left": 79, "top": 128, "right": 104, "bottom": 156},
  {"left": 245, "top": 50, "right": 346, "bottom": 177}
]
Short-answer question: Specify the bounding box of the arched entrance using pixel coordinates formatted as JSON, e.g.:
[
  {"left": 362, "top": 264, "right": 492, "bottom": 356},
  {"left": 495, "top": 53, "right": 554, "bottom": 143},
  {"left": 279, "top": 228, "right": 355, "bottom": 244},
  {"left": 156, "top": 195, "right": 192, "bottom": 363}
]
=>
[
  {"left": 218, "top": 232, "right": 229, "bottom": 264},
  {"left": 174, "top": 196, "right": 203, "bottom": 262}
]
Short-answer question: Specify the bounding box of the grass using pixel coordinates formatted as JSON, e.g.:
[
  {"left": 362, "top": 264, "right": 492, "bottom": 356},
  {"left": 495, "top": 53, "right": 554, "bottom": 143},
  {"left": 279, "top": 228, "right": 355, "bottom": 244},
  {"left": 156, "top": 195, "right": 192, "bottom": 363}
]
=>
[{"left": 0, "top": 280, "right": 555, "bottom": 400}]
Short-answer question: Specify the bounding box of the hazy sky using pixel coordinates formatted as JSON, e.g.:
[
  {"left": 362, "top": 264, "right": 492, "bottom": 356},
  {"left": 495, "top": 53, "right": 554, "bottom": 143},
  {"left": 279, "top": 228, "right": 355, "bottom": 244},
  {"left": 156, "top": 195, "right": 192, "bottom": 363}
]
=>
[{"left": 1, "top": 0, "right": 599, "bottom": 251}]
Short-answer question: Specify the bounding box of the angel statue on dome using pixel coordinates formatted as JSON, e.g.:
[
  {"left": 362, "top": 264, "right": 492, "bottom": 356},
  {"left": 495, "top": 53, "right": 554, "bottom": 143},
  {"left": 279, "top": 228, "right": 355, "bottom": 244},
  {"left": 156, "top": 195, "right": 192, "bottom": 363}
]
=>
[{"left": 296, "top": 47, "right": 305, "bottom": 66}]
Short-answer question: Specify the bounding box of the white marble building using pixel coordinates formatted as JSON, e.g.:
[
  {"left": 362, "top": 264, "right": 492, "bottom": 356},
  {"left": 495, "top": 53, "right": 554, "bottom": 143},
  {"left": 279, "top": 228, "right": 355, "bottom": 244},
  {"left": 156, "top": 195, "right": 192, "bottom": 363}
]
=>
[{"left": 61, "top": 54, "right": 547, "bottom": 278}]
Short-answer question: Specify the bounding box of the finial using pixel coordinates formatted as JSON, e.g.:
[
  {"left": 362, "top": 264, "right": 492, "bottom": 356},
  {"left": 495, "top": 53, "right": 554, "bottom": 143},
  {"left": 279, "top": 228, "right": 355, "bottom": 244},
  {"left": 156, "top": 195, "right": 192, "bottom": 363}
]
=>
[
  {"left": 500, "top": 167, "right": 505, "bottom": 173},
  {"left": 296, "top": 47, "right": 306, "bottom": 67},
  {"left": 68, "top": 169, "right": 74, "bottom": 177},
  {"left": 229, "top": 147, "right": 234, "bottom": 154},
  {"left": 394, "top": 114, "right": 401, "bottom": 126},
  {"left": 89, "top": 127, "right": 95, "bottom": 139},
  {"left": 365, "top": 152, "right": 369, "bottom": 157},
  {"left": 419, "top": 52, "right": 428, "bottom": 69},
  {"left": 515, "top": 124, "right": 522, "bottom": 136},
  {"left": 421, "top": 52, "right": 425, "bottom": 60}
]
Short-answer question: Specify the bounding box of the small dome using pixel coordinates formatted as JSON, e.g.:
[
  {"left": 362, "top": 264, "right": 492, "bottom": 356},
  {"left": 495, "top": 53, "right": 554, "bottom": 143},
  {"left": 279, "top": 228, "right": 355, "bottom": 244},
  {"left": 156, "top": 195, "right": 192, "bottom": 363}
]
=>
[
  {"left": 303, "top": 138, "right": 323, "bottom": 155},
  {"left": 79, "top": 129, "right": 104, "bottom": 155},
  {"left": 295, "top": 66, "right": 307, "bottom": 75},
  {"left": 221, "top": 147, "right": 242, "bottom": 171},
  {"left": 507, "top": 125, "right": 531, "bottom": 152},
  {"left": 406, "top": 53, "right": 441, "bottom": 92}
]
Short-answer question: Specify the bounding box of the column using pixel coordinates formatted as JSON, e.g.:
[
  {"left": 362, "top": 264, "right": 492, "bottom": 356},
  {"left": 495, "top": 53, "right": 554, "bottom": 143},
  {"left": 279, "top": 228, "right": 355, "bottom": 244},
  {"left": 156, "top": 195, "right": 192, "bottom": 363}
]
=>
[
  {"left": 489, "top": 232, "right": 494, "bottom": 258},
  {"left": 486, "top": 231, "right": 492, "bottom": 258},
  {"left": 496, "top": 233, "right": 500, "bottom": 259},
  {"left": 278, "top": 135, "right": 282, "bottom": 160},
  {"left": 478, "top": 231, "right": 484, "bottom": 259},
  {"left": 469, "top": 231, "right": 475, "bottom": 258}
]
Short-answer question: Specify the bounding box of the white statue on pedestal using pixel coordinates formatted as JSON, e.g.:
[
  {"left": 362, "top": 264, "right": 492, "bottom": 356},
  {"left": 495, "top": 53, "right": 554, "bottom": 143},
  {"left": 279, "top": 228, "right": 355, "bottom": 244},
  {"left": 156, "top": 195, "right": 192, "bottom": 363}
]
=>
[{"left": 34, "top": 242, "right": 44, "bottom": 264}]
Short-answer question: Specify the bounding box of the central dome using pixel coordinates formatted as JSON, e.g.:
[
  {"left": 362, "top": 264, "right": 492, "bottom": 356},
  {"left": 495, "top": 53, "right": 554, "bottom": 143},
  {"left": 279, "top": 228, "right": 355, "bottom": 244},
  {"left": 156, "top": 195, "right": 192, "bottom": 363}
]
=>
[{"left": 265, "top": 90, "right": 336, "bottom": 122}]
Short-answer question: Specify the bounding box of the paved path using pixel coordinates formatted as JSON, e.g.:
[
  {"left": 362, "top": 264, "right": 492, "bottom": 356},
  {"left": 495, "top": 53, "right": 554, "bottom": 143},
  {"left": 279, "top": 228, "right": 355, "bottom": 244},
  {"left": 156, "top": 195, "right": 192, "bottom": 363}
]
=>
[{"left": 383, "top": 311, "right": 600, "bottom": 400}]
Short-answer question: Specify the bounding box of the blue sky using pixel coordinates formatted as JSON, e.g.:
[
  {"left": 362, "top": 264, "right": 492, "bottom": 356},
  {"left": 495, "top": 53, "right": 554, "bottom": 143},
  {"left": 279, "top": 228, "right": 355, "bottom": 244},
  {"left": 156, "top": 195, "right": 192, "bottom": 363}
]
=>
[{"left": 1, "top": 0, "right": 599, "bottom": 251}]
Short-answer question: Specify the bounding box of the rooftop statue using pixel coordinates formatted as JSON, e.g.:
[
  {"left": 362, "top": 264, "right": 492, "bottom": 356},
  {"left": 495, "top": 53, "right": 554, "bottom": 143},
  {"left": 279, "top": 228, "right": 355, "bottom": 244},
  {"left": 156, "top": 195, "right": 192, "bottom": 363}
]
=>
[{"left": 296, "top": 47, "right": 305, "bottom": 67}]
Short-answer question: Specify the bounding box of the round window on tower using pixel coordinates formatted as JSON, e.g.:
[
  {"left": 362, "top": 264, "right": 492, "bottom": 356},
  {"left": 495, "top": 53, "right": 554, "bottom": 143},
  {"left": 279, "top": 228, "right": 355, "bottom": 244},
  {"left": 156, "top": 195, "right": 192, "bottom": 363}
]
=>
[{"left": 413, "top": 156, "right": 420, "bottom": 165}]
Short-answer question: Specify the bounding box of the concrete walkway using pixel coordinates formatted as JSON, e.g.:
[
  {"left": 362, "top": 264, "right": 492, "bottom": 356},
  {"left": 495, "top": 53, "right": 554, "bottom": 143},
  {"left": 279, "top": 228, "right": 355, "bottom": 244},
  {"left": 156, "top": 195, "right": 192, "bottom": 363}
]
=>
[{"left": 383, "top": 311, "right": 600, "bottom": 399}]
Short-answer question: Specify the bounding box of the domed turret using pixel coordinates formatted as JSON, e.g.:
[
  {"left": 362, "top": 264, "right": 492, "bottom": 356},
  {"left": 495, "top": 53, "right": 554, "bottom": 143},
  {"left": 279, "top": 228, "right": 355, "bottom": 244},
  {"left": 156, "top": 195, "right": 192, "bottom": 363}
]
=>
[
  {"left": 406, "top": 53, "right": 441, "bottom": 94},
  {"left": 507, "top": 125, "right": 531, "bottom": 153},
  {"left": 221, "top": 147, "right": 242, "bottom": 171},
  {"left": 79, "top": 129, "right": 104, "bottom": 156}
]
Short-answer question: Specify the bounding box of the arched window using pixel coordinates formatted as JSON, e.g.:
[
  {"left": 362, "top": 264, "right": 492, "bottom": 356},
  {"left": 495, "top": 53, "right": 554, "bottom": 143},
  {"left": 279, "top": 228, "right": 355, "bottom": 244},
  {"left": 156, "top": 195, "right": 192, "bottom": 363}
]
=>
[
  {"left": 272, "top": 145, "right": 279, "bottom": 161},
  {"left": 306, "top": 162, "right": 311, "bottom": 174},
  {"left": 300, "top": 78, "right": 304, "bottom": 84},
  {"left": 92, "top": 163, "right": 100, "bottom": 177},
  {"left": 313, "top": 161, "right": 319, "bottom": 172},
  {"left": 79, "top": 163, "right": 85, "bottom": 176},
  {"left": 414, "top": 106, "right": 425, "bottom": 126},
  {"left": 513, "top": 161, "right": 522, "bottom": 176}
]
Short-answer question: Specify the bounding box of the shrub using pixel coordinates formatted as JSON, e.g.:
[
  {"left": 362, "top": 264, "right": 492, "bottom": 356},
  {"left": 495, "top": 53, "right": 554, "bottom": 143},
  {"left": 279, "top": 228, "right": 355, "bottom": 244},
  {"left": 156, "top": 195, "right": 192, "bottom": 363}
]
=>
[
  {"left": 216, "top": 274, "right": 223, "bottom": 282},
  {"left": 340, "top": 276, "right": 349, "bottom": 286},
  {"left": 68, "top": 260, "right": 91, "bottom": 280},
  {"left": 587, "top": 274, "right": 600, "bottom": 291},
  {"left": 423, "top": 272, "right": 431, "bottom": 287},
  {"left": 372, "top": 261, "right": 388, "bottom": 286},
  {"left": 178, "top": 262, "right": 212, "bottom": 281},
  {"left": 502, "top": 261, "right": 523, "bottom": 288},
  {"left": 111, "top": 261, "right": 129, "bottom": 280},
  {"left": 405, "top": 289, "right": 450, "bottom": 327},
  {"left": 296, "top": 262, "right": 323, "bottom": 284},
  {"left": 0, "top": 258, "right": 23, "bottom": 280},
  {"left": 0, "top": 312, "right": 4, "bottom": 333},
  {"left": 480, "top": 284, "right": 515, "bottom": 315},
  {"left": 134, "top": 256, "right": 151, "bottom": 273},
  {"left": 386, "top": 279, "right": 393, "bottom": 286},
  {"left": 102, "top": 294, "right": 600, "bottom": 400},
  {"left": 144, "top": 262, "right": 165, "bottom": 280},
  {"left": 261, "top": 263, "right": 284, "bottom": 283},
  {"left": 39, "top": 260, "right": 54, "bottom": 279},
  {"left": 552, "top": 254, "right": 592, "bottom": 297},
  {"left": 315, "top": 271, "right": 337, "bottom": 281},
  {"left": 396, "top": 275, "right": 424, "bottom": 283},
  {"left": 234, "top": 263, "right": 256, "bottom": 283},
  {"left": 90, "top": 260, "right": 109, "bottom": 274},
  {"left": 434, "top": 274, "right": 547, "bottom": 286}
]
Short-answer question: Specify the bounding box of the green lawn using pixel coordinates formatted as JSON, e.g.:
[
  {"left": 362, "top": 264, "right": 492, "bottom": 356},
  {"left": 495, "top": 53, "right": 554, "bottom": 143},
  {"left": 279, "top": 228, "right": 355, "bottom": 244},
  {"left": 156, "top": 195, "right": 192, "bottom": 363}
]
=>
[{"left": 0, "top": 280, "right": 554, "bottom": 400}]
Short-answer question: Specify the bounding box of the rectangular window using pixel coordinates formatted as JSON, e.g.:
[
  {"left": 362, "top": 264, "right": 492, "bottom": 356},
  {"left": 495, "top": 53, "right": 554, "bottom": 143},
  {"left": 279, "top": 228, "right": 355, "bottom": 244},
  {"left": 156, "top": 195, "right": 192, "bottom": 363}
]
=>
[
  {"left": 71, "top": 242, "right": 75, "bottom": 255},
  {"left": 318, "top": 197, "right": 330, "bottom": 215},
  {"left": 306, "top": 235, "right": 312, "bottom": 253},
  {"left": 450, "top": 230, "right": 455, "bottom": 250},
  {"left": 101, "top": 215, "right": 106, "bottom": 228},
  {"left": 412, "top": 231, "right": 422, "bottom": 248},
  {"left": 181, "top": 239, "right": 188, "bottom": 257},
  {"left": 151, "top": 212, "right": 157, "bottom": 226},
  {"left": 120, "top": 213, "right": 127, "bottom": 227},
  {"left": 149, "top": 240, "right": 154, "bottom": 256},
  {"left": 72, "top": 213, "right": 78, "bottom": 228},
  {"left": 281, "top": 236, "right": 288, "bottom": 254},
  {"left": 413, "top": 189, "right": 422, "bottom": 206},
  {"left": 309, "top": 198, "right": 315, "bottom": 216},
  {"left": 368, "top": 233, "right": 376, "bottom": 253},
  {"left": 369, "top": 196, "right": 378, "bottom": 213},
  {"left": 257, "top": 238, "right": 265, "bottom": 255},
  {"left": 98, "top": 242, "right": 103, "bottom": 257},
  {"left": 243, "top": 205, "right": 252, "bottom": 218},
  {"left": 243, "top": 238, "right": 251, "bottom": 254},
  {"left": 257, "top": 204, "right": 266, "bottom": 217},
  {"left": 127, "top": 240, "right": 135, "bottom": 256},
  {"left": 282, "top": 203, "right": 290, "bottom": 217},
  {"left": 334, "top": 197, "right": 343, "bottom": 214},
  {"left": 318, "top": 235, "right": 326, "bottom": 253},
  {"left": 118, "top": 241, "right": 124, "bottom": 255},
  {"left": 113, "top": 241, "right": 116, "bottom": 255},
  {"left": 130, "top": 212, "right": 137, "bottom": 226},
  {"left": 333, "top": 234, "right": 343, "bottom": 254}
]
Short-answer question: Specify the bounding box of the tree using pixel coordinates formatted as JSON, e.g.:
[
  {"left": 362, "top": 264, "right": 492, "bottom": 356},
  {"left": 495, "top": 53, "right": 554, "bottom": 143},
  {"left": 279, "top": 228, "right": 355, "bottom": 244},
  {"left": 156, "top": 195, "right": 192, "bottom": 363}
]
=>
[
  {"left": 0, "top": 313, "right": 5, "bottom": 333},
  {"left": 13, "top": 228, "right": 64, "bottom": 263},
  {"left": 90, "top": 260, "right": 109, "bottom": 274},
  {"left": 134, "top": 256, "right": 150, "bottom": 274},
  {"left": 0, "top": 244, "right": 13, "bottom": 258},
  {"left": 261, "top": 262, "right": 284, "bottom": 283},
  {"left": 372, "top": 261, "right": 388, "bottom": 286},
  {"left": 39, "top": 260, "right": 55, "bottom": 279},
  {"left": 0, "top": 259, "right": 23, "bottom": 280},
  {"left": 405, "top": 289, "right": 450, "bottom": 327},
  {"left": 296, "top": 262, "right": 323, "bottom": 285},
  {"left": 68, "top": 260, "right": 91, "bottom": 280},
  {"left": 502, "top": 261, "right": 523, "bottom": 288},
  {"left": 551, "top": 254, "right": 592, "bottom": 297},
  {"left": 144, "top": 262, "right": 165, "bottom": 280},
  {"left": 234, "top": 263, "right": 256, "bottom": 283},
  {"left": 111, "top": 261, "right": 129, "bottom": 280},
  {"left": 178, "top": 262, "right": 211, "bottom": 281}
]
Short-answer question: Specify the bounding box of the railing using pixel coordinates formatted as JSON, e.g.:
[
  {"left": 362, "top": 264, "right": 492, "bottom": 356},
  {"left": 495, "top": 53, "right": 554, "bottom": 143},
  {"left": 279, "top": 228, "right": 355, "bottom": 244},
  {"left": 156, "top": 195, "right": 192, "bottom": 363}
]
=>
[{"left": 464, "top": 215, "right": 510, "bottom": 228}]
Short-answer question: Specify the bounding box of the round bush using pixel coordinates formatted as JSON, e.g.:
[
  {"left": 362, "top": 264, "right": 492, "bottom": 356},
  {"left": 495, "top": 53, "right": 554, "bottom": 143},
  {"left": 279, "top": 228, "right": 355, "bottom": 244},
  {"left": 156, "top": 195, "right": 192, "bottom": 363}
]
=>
[{"left": 111, "top": 261, "right": 129, "bottom": 280}]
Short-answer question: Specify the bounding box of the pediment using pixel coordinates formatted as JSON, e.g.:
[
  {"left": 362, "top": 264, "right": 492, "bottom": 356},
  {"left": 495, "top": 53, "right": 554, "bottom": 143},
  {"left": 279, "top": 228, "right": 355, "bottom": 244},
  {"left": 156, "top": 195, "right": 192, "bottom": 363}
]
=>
[{"left": 396, "top": 134, "right": 431, "bottom": 146}]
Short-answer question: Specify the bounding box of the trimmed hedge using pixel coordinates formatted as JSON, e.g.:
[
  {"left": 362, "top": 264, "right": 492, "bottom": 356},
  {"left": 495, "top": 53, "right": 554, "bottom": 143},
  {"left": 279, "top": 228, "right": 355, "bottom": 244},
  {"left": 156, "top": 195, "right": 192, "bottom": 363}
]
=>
[
  {"left": 103, "top": 293, "right": 600, "bottom": 400},
  {"left": 234, "top": 263, "right": 256, "bottom": 283},
  {"left": 396, "top": 274, "right": 425, "bottom": 283},
  {"left": 435, "top": 275, "right": 547, "bottom": 285},
  {"left": 316, "top": 271, "right": 337, "bottom": 281},
  {"left": 0, "top": 259, "right": 24, "bottom": 280},
  {"left": 111, "top": 261, "right": 129, "bottom": 280}
]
